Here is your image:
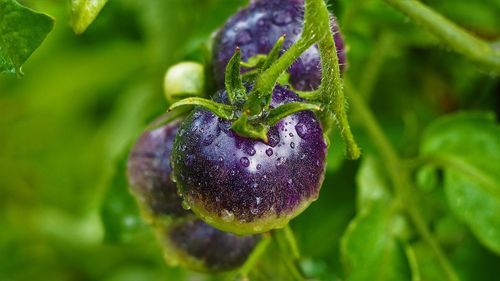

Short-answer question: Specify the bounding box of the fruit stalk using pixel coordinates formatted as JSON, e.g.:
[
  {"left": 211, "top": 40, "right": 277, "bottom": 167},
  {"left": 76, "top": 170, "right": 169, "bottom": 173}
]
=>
[
  {"left": 242, "top": 0, "right": 360, "bottom": 159},
  {"left": 384, "top": 0, "right": 500, "bottom": 73}
]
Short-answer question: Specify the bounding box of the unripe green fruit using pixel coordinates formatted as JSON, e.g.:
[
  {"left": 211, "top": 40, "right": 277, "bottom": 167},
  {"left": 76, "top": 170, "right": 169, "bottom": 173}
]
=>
[{"left": 163, "top": 62, "right": 205, "bottom": 103}]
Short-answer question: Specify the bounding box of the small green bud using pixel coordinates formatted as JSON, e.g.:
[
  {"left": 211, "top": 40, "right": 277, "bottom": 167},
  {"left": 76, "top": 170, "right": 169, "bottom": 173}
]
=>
[{"left": 164, "top": 62, "right": 205, "bottom": 103}]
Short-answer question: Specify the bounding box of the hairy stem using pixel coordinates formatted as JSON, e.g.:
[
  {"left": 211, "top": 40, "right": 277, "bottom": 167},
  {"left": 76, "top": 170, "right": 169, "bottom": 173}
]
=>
[
  {"left": 383, "top": 0, "right": 500, "bottom": 73},
  {"left": 344, "top": 79, "right": 460, "bottom": 281},
  {"left": 245, "top": 35, "right": 315, "bottom": 115},
  {"left": 304, "top": 0, "right": 359, "bottom": 159},
  {"left": 358, "top": 31, "right": 393, "bottom": 101},
  {"left": 235, "top": 234, "right": 272, "bottom": 279}
]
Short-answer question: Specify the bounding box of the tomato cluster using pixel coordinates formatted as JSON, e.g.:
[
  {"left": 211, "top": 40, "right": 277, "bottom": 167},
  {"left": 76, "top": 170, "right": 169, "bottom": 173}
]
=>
[{"left": 127, "top": 0, "right": 344, "bottom": 271}]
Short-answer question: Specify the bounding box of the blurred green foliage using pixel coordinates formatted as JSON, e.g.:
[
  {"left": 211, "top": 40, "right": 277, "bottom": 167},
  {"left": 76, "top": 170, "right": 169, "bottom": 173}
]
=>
[{"left": 0, "top": 0, "right": 499, "bottom": 280}]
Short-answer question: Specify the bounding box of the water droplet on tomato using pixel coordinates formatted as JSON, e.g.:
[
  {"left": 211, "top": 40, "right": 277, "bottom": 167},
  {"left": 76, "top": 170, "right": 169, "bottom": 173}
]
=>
[
  {"left": 240, "top": 157, "right": 250, "bottom": 167},
  {"left": 295, "top": 123, "right": 308, "bottom": 139}
]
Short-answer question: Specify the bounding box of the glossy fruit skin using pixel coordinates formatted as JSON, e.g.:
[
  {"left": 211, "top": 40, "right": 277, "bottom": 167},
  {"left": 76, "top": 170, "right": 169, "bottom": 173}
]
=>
[
  {"left": 127, "top": 119, "right": 187, "bottom": 217},
  {"left": 213, "top": 0, "right": 346, "bottom": 91},
  {"left": 127, "top": 121, "right": 259, "bottom": 271},
  {"left": 164, "top": 219, "right": 260, "bottom": 272},
  {"left": 172, "top": 85, "right": 327, "bottom": 235}
]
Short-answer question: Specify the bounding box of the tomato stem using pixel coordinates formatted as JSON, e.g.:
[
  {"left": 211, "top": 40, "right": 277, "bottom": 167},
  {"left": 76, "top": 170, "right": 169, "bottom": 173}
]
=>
[
  {"left": 345, "top": 79, "right": 461, "bottom": 281},
  {"left": 384, "top": 0, "right": 500, "bottom": 74}
]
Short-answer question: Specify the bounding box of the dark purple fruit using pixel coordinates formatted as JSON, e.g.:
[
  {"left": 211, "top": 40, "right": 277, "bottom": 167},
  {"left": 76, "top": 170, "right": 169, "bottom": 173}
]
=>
[
  {"left": 172, "top": 85, "right": 327, "bottom": 235},
  {"left": 127, "top": 119, "right": 187, "bottom": 217},
  {"left": 213, "top": 0, "right": 346, "bottom": 91},
  {"left": 162, "top": 219, "right": 260, "bottom": 272},
  {"left": 127, "top": 120, "right": 259, "bottom": 271}
]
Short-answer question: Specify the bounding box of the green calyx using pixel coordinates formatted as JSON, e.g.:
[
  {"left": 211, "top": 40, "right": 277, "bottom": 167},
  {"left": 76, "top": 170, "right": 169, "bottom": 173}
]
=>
[
  {"left": 168, "top": 35, "right": 320, "bottom": 143},
  {"left": 169, "top": 0, "right": 361, "bottom": 159}
]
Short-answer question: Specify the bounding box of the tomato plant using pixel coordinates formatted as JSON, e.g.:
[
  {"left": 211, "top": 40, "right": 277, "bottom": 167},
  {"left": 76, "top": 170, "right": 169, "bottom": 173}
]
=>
[{"left": 1, "top": 0, "right": 499, "bottom": 280}]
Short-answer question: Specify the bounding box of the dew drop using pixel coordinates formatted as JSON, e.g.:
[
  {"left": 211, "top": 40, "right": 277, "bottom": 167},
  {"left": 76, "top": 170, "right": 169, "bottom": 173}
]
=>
[
  {"left": 273, "top": 10, "right": 292, "bottom": 25},
  {"left": 253, "top": 225, "right": 263, "bottom": 232},
  {"left": 290, "top": 142, "right": 295, "bottom": 149},
  {"left": 295, "top": 123, "right": 308, "bottom": 139},
  {"left": 169, "top": 172, "right": 176, "bottom": 182},
  {"left": 181, "top": 200, "right": 191, "bottom": 210},
  {"left": 203, "top": 134, "right": 215, "bottom": 146},
  {"left": 240, "top": 157, "right": 250, "bottom": 167},
  {"left": 259, "top": 37, "right": 269, "bottom": 47},
  {"left": 288, "top": 179, "right": 293, "bottom": 185},
  {"left": 256, "top": 197, "right": 262, "bottom": 205},
  {"left": 276, "top": 157, "right": 286, "bottom": 167},
  {"left": 300, "top": 153, "right": 306, "bottom": 159},
  {"left": 237, "top": 30, "right": 252, "bottom": 45},
  {"left": 268, "top": 129, "right": 280, "bottom": 147},
  {"left": 256, "top": 164, "right": 262, "bottom": 170},
  {"left": 266, "top": 148, "right": 274, "bottom": 156},
  {"left": 221, "top": 209, "right": 235, "bottom": 222},
  {"left": 184, "top": 155, "right": 195, "bottom": 166},
  {"left": 245, "top": 146, "right": 256, "bottom": 156},
  {"left": 289, "top": 132, "right": 294, "bottom": 137},
  {"left": 218, "top": 156, "right": 224, "bottom": 163}
]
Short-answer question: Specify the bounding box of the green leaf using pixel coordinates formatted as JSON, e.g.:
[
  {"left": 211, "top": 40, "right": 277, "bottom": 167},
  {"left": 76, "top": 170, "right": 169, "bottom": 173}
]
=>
[
  {"left": 100, "top": 153, "right": 148, "bottom": 243},
  {"left": 355, "top": 155, "right": 392, "bottom": 211},
  {"left": 0, "top": 0, "right": 54, "bottom": 76},
  {"left": 240, "top": 54, "right": 267, "bottom": 69},
  {"left": 71, "top": 0, "right": 108, "bottom": 34},
  {"left": 341, "top": 204, "right": 412, "bottom": 281},
  {"left": 342, "top": 155, "right": 412, "bottom": 281},
  {"left": 408, "top": 242, "right": 448, "bottom": 281},
  {"left": 266, "top": 102, "right": 321, "bottom": 126},
  {"left": 261, "top": 35, "right": 285, "bottom": 71},
  {"left": 420, "top": 111, "right": 500, "bottom": 254},
  {"left": 168, "top": 97, "right": 234, "bottom": 120},
  {"left": 225, "top": 48, "right": 246, "bottom": 104}
]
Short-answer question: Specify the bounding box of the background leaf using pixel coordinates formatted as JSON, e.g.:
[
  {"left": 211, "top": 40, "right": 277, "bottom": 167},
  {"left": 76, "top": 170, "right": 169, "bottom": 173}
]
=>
[
  {"left": 0, "top": 0, "right": 53, "bottom": 75},
  {"left": 71, "top": 0, "right": 108, "bottom": 34},
  {"left": 341, "top": 204, "right": 412, "bottom": 281},
  {"left": 420, "top": 112, "right": 500, "bottom": 254},
  {"left": 100, "top": 151, "right": 148, "bottom": 243},
  {"left": 355, "top": 155, "right": 392, "bottom": 210},
  {"left": 0, "top": 0, "right": 499, "bottom": 279},
  {"left": 341, "top": 156, "right": 412, "bottom": 281}
]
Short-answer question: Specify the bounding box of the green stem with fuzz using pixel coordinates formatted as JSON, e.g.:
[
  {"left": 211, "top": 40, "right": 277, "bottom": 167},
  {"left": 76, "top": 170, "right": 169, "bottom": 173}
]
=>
[
  {"left": 168, "top": 97, "right": 234, "bottom": 119},
  {"left": 235, "top": 0, "right": 360, "bottom": 159},
  {"left": 313, "top": 0, "right": 360, "bottom": 159},
  {"left": 344, "top": 79, "right": 460, "bottom": 281},
  {"left": 383, "top": 0, "right": 500, "bottom": 73},
  {"left": 233, "top": 234, "right": 272, "bottom": 279}
]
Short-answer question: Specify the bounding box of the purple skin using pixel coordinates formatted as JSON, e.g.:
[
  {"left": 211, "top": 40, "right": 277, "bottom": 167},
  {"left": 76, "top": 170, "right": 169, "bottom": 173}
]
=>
[
  {"left": 127, "top": 121, "right": 259, "bottom": 271},
  {"left": 127, "top": 119, "right": 187, "bottom": 217},
  {"left": 172, "top": 85, "right": 327, "bottom": 234},
  {"left": 213, "top": 0, "right": 346, "bottom": 91},
  {"left": 168, "top": 220, "right": 260, "bottom": 271}
]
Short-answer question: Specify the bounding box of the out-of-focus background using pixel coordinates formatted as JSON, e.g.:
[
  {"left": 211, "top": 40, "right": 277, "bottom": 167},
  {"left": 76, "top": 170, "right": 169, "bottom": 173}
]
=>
[{"left": 0, "top": 0, "right": 499, "bottom": 280}]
